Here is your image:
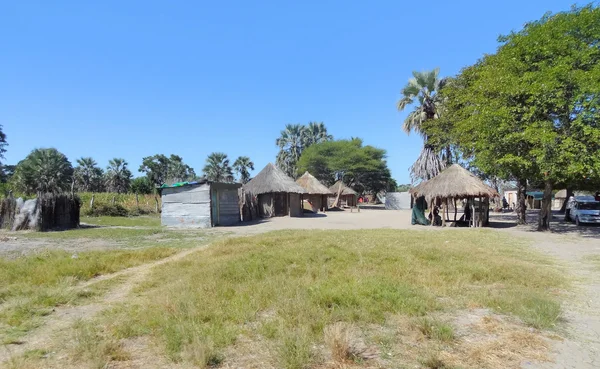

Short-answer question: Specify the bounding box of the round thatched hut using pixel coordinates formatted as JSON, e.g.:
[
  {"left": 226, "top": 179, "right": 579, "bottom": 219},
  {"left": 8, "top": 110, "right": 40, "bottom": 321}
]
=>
[
  {"left": 410, "top": 164, "right": 498, "bottom": 227},
  {"left": 243, "top": 163, "right": 306, "bottom": 217},
  {"left": 296, "top": 172, "right": 332, "bottom": 213},
  {"left": 328, "top": 181, "right": 358, "bottom": 208}
]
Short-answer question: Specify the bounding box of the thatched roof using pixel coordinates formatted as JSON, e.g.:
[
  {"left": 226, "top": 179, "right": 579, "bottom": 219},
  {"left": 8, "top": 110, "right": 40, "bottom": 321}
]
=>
[
  {"left": 244, "top": 163, "right": 305, "bottom": 195},
  {"left": 409, "top": 164, "right": 498, "bottom": 202},
  {"left": 329, "top": 181, "right": 357, "bottom": 196},
  {"left": 296, "top": 172, "right": 332, "bottom": 195}
]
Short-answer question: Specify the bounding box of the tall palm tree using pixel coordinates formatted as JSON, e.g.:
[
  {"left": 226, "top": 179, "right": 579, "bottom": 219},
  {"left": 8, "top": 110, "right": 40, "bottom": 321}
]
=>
[
  {"left": 276, "top": 124, "right": 307, "bottom": 178},
  {"left": 106, "top": 158, "right": 132, "bottom": 193},
  {"left": 74, "top": 157, "right": 104, "bottom": 192},
  {"left": 13, "top": 148, "right": 73, "bottom": 195},
  {"left": 304, "top": 122, "right": 333, "bottom": 146},
  {"left": 233, "top": 156, "right": 254, "bottom": 184},
  {"left": 203, "top": 152, "right": 233, "bottom": 182},
  {"left": 397, "top": 68, "right": 448, "bottom": 181}
]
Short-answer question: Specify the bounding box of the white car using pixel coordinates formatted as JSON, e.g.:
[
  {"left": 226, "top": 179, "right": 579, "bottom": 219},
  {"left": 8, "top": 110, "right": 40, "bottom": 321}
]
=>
[{"left": 568, "top": 197, "right": 600, "bottom": 226}]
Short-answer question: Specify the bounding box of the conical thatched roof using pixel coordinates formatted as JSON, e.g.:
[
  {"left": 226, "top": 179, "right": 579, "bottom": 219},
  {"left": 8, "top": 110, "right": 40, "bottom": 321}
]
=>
[
  {"left": 329, "top": 181, "right": 357, "bottom": 196},
  {"left": 244, "top": 163, "right": 305, "bottom": 195},
  {"left": 296, "top": 172, "right": 332, "bottom": 195},
  {"left": 410, "top": 164, "right": 498, "bottom": 202}
]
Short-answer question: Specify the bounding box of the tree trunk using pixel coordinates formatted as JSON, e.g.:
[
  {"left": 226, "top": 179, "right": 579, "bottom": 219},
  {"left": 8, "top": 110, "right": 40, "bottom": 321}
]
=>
[
  {"left": 453, "top": 198, "right": 457, "bottom": 222},
  {"left": 90, "top": 194, "right": 95, "bottom": 210},
  {"left": 538, "top": 180, "right": 553, "bottom": 231},
  {"left": 559, "top": 187, "right": 574, "bottom": 213},
  {"left": 445, "top": 145, "right": 452, "bottom": 165},
  {"left": 154, "top": 196, "right": 159, "bottom": 213},
  {"left": 516, "top": 178, "right": 527, "bottom": 225}
]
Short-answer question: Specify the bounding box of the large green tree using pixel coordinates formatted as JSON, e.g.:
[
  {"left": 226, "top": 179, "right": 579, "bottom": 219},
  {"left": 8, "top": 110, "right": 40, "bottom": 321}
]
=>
[
  {"left": 139, "top": 154, "right": 195, "bottom": 188},
  {"left": 106, "top": 158, "right": 132, "bottom": 193},
  {"left": 13, "top": 148, "right": 74, "bottom": 195},
  {"left": 443, "top": 5, "right": 600, "bottom": 229},
  {"left": 397, "top": 69, "right": 449, "bottom": 182},
  {"left": 233, "top": 156, "right": 254, "bottom": 184},
  {"left": 74, "top": 157, "right": 104, "bottom": 192},
  {"left": 130, "top": 176, "right": 154, "bottom": 194},
  {"left": 297, "top": 138, "right": 393, "bottom": 195},
  {"left": 203, "top": 152, "right": 233, "bottom": 182}
]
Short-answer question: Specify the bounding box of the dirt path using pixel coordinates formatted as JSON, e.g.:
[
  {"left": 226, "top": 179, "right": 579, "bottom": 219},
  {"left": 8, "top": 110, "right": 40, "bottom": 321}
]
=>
[
  {"left": 507, "top": 230, "right": 600, "bottom": 369},
  {"left": 0, "top": 245, "right": 210, "bottom": 364}
]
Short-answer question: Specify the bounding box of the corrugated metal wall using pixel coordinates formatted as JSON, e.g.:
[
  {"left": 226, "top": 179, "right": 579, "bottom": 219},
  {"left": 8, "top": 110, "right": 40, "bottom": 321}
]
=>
[
  {"left": 161, "top": 184, "right": 212, "bottom": 228},
  {"left": 385, "top": 192, "right": 412, "bottom": 210}
]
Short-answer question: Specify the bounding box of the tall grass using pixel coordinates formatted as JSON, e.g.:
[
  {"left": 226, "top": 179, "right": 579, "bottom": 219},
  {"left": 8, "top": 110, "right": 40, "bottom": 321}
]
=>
[
  {"left": 99, "top": 229, "right": 565, "bottom": 368},
  {"left": 78, "top": 192, "right": 159, "bottom": 216},
  {"left": 0, "top": 248, "right": 177, "bottom": 343}
]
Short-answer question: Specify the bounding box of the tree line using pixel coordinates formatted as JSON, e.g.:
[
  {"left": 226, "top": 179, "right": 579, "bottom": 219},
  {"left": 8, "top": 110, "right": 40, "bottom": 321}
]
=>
[
  {"left": 274, "top": 122, "right": 399, "bottom": 195},
  {"left": 396, "top": 5, "right": 600, "bottom": 230},
  {"left": 0, "top": 139, "right": 255, "bottom": 196}
]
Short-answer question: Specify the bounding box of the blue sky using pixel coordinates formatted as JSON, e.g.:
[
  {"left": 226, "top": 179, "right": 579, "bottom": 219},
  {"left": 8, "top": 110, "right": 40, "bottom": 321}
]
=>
[{"left": 0, "top": 1, "right": 576, "bottom": 183}]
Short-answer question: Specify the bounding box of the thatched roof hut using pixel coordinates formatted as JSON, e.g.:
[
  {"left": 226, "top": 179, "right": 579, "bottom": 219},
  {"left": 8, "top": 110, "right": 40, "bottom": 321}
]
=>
[
  {"left": 329, "top": 181, "right": 357, "bottom": 196},
  {"left": 328, "top": 181, "right": 358, "bottom": 208},
  {"left": 410, "top": 164, "right": 498, "bottom": 227},
  {"left": 296, "top": 172, "right": 331, "bottom": 213},
  {"left": 410, "top": 164, "right": 498, "bottom": 203},
  {"left": 296, "top": 172, "right": 331, "bottom": 195},
  {"left": 244, "top": 163, "right": 305, "bottom": 217},
  {"left": 244, "top": 163, "right": 305, "bottom": 195}
]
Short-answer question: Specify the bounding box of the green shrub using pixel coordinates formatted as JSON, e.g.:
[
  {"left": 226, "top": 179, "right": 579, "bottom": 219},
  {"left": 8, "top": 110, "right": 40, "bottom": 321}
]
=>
[{"left": 84, "top": 204, "right": 129, "bottom": 217}]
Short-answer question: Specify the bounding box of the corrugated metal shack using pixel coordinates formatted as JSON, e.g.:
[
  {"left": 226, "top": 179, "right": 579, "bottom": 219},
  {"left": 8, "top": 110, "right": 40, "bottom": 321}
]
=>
[{"left": 160, "top": 180, "right": 241, "bottom": 228}]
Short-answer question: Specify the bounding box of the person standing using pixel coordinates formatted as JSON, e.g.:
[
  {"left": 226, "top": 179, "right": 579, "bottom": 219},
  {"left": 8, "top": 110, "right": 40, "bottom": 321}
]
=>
[{"left": 565, "top": 195, "right": 576, "bottom": 221}]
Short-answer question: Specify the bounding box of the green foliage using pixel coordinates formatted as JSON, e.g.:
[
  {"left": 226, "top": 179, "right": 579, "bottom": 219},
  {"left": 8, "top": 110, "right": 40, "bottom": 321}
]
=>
[
  {"left": 397, "top": 69, "right": 449, "bottom": 181},
  {"left": 232, "top": 156, "right": 254, "bottom": 184},
  {"left": 84, "top": 203, "right": 129, "bottom": 217},
  {"left": 13, "top": 148, "right": 73, "bottom": 195},
  {"left": 130, "top": 176, "right": 154, "bottom": 194},
  {"left": 276, "top": 122, "right": 332, "bottom": 178},
  {"left": 79, "top": 192, "right": 158, "bottom": 216},
  {"left": 139, "top": 154, "right": 196, "bottom": 188},
  {"left": 444, "top": 5, "right": 600, "bottom": 189},
  {"left": 105, "top": 158, "right": 132, "bottom": 194},
  {"left": 297, "top": 138, "right": 393, "bottom": 195},
  {"left": 203, "top": 152, "right": 233, "bottom": 182},
  {"left": 396, "top": 183, "right": 411, "bottom": 192},
  {"left": 74, "top": 157, "right": 105, "bottom": 192},
  {"left": 0, "top": 124, "right": 7, "bottom": 166}
]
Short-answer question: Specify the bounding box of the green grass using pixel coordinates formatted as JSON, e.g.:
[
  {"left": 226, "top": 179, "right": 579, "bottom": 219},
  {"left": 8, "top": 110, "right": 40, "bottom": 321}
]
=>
[
  {"left": 81, "top": 215, "right": 161, "bottom": 227},
  {"left": 0, "top": 248, "right": 177, "bottom": 343},
  {"left": 94, "top": 229, "right": 565, "bottom": 368},
  {"left": 585, "top": 254, "right": 600, "bottom": 270}
]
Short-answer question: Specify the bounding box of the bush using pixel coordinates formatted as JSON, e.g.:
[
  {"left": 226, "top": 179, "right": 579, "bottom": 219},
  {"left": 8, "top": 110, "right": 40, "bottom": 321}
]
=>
[
  {"left": 79, "top": 192, "right": 159, "bottom": 217},
  {"left": 84, "top": 204, "right": 129, "bottom": 217}
]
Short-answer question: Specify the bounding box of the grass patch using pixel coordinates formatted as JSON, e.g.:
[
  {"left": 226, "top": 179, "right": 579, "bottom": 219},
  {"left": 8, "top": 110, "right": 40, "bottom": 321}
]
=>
[
  {"left": 414, "top": 317, "right": 455, "bottom": 342},
  {"left": 81, "top": 215, "right": 160, "bottom": 228},
  {"left": 96, "top": 229, "right": 565, "bottom": 368},
  {"left": 585, "top": 254, "right": 600, "bottom": 270},
  {"left": 0, "top": 248, "right": 177, "bottom": 343},
  {"left": 19, "top": 227, "right": 166, "bottom": 240}
]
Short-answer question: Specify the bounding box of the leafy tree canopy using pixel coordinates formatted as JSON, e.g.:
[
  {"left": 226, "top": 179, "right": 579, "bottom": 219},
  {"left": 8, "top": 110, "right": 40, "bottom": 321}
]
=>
[
  {"left": 203, "top": 152, "right": 233, "bottom": 182},
  {"left": 139, "top": 154, "right": 195, "bottom": 188},
  {"left": 13, "top": 148, "right": 73, "bottom": 195},
  {"left": 297, "top": 138, "right": 393, "bottom": 195},
  {"left": 130, "top": 176, "right": 154, "bottom": 194}
]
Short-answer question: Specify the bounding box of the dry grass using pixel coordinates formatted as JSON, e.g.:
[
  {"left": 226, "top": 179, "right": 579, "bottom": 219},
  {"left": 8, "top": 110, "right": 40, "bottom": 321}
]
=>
[{"left": 79, "top": 229, "right": 565, "bottom": 369}]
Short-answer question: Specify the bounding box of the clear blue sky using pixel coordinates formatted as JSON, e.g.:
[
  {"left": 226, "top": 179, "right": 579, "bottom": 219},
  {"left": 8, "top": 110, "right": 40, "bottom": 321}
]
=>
[{"left": 0, "top": 1, "right": 576, "bottom": 183}]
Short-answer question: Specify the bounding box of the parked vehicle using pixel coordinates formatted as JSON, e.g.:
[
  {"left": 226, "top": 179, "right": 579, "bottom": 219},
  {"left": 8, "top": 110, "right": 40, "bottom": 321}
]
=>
[{"left": 567, "top": 196, "right": 600, "bottom": 226}]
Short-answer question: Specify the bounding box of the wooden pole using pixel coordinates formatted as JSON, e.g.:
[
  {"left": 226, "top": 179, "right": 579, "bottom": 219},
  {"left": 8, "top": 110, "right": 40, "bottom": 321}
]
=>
[
  {"left": 441, "top": 199, "right": 446, "bottom": 227},
  {"left": 479, "top": 196, "right": 483, "bottom": 227},
  {"left": 430, "top": 197, "right": 435, "bottom": 226},
  {"left": 453, "top": 198, "right": 457, "bottom": 222}
]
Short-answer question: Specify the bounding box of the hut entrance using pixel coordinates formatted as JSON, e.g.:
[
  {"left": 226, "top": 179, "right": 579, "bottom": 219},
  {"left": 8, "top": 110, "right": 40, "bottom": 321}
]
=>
[{"left": 273, "top": 193, "right": 288, "bottom": 216}]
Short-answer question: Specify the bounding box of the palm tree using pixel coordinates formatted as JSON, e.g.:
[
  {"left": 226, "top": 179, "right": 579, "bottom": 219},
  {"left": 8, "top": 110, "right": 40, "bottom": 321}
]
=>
[
  {"left": 276, "top": 124, "right": 307, "bottom": 178},
  {"left": 233, "top": 156, "right": 254, "bottom": 184},
  {"left": 203, "top": 152, "right": 233, "bottom": 182},
  {"left": 397, "top": 68, "right": 448, "bottom": 181},
  {"left": 106, "top": 158, "right": 132, "bottom": 193},
  {"left": 74, "top": 157, "right": 104, "bottom": 192},
  {"left": 304, "top": 122, "right": 333, "bottom": 146},
  {"left": 13, "top": 148, "right": 74, "bottom": 195}
]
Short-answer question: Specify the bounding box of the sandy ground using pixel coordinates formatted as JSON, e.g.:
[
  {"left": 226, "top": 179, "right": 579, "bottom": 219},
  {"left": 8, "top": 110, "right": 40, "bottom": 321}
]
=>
[{"left": 1, "top": 208, "right": 599, "bottom": 368}]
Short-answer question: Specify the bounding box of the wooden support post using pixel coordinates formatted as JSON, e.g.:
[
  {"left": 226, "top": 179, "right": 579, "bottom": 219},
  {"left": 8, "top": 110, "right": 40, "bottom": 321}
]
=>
[
  {"left": 441, "top": 200, "right": 446, "bottom": 227},
  {"left": 478, "top": 196, "right": 483, "bottom": 227},
  {"left": 453, "top": 198, "right": 457, "bottom": 222}
]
